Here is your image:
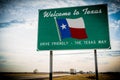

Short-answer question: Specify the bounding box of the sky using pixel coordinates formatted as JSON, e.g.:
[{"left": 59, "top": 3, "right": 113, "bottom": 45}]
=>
[{"left": 0, "top": 0, "right": 120, "bottom": 72}]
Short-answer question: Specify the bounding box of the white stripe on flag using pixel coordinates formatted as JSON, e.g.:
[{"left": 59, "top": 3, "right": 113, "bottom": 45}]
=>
[{"left": 66, "top": 17, "right": 85, "bottom": 28}]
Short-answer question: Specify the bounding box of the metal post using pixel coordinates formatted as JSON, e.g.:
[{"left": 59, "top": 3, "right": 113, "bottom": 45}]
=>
[
  {"left": 50, "top": 50, "right": 53, "bottom": 80},
  {"left": 94, "top": 50, "right": 99, "bottom": 80}
]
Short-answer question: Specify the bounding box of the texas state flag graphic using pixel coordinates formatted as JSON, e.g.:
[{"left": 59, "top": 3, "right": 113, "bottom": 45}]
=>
[{"left": 56, "top": 17, "right": 88, "bottom": 40}]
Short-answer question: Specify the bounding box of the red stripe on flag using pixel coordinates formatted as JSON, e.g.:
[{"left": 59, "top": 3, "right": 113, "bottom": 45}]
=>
[{"left": 70, "top": 28, "right": 88, "bottom": 39}]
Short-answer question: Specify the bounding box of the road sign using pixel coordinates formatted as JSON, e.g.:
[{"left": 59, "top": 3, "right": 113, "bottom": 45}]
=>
[{"left": 37, "top": 4, "right": 110, "bottom": 50}]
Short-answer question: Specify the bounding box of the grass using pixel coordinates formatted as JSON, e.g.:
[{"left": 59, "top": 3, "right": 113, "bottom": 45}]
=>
[
  {"left": 0, "top": 73, "right": 120, "bottom": 80},
  {"left": 0, "top": 73, "right": 48, "bottom": 80},
  {"left": 45, "top": 74, "right": 120, "bottom": 80},
  {"left": 45, "top": 74, "right": 94, "bottom": 80}
]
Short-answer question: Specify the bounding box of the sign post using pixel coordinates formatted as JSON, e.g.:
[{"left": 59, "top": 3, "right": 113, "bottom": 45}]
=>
[
  {"left": 50, "top": 51, "right": 53, "bottom": 80},
  {"left": 94, "top": 50, "right": 99, "bottom": 80}
]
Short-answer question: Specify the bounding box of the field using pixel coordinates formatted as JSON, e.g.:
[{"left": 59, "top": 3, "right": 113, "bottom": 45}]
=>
[
  {"left": 51, "top": 73, "right": 120, "bottom": 80},
  {"left": 0, "top": 72, "right": 120, "bottom": 80}
]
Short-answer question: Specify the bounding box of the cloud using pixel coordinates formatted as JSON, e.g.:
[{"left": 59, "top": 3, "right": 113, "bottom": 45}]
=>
[
  {"left": 110, "top": 10, "right": 120, "bottom": 21},
  {"left": 98, "top": 50, "right": 120, "bottom": 57},
  {"left": 86, "top": 0, "right": 120, "bottom": 15},
  {"left": 0, "top": 56, "right": 7, "bottom": 64},
  {"left": 111, "top": 40, "right": 120, "bottom": 50},
  {"left": 109, "top": 19, "right": 120, "bottom": 40},
  {"left": 0, "top": 0, "right": 88, "bottom": 23},
  {"left": 82, "top": 0, "right": 120, "bottom": 15},
  {"left": 0, "top": 19, "right": 25, "bottom": 28},
  {"left": 0, "top": 0, "right": 37, "bottom": 23},
  {"left": 107, "top": 0, "right": 120, "bottom": 15},
  {"left": 98, "top": 56, "right": 120, "bottom": 72}
]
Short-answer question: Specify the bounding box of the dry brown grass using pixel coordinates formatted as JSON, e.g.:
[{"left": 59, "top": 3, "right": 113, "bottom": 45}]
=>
[
  {"left": 45, "top": 74, "right": 120, "bottom": 80},
  {"left": 53, "top": 74, "right": 93, "bottom": 80},
  {"left": 0, "top": 73, "right": 120, "bottom": 80}
]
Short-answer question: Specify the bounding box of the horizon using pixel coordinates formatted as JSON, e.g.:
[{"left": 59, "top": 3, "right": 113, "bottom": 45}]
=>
[{"left": 0, "top": 0, "right": 120, "bottom": 72}]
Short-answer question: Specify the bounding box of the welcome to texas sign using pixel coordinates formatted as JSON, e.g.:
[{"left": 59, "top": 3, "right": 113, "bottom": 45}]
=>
[{"left": 37, "top": 4, "right": 111, "bottom": 50}]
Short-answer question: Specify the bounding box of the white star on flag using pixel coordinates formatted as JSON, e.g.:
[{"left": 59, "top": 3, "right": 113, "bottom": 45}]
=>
[{"left": 61, "top": 24, "right": 66, "bottom": 30}]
